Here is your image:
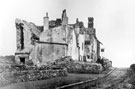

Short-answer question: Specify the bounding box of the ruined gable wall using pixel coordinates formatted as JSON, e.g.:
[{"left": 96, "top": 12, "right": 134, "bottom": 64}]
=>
[
  {"left": 15, "top": 19, "right": 43, "bottom": 64},
  {"left": 15, "top": 19, "right": 42, "bottom": 53}
]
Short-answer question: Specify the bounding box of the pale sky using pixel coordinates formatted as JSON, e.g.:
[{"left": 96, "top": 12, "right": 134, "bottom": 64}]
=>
[{"left": 0, "top": 0, "right": 135, "bottom": 67}]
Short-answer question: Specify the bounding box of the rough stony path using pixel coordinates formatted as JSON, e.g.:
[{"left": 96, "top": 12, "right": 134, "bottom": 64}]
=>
[{"left": 89, "top": 68, "right": 128, "bottom": 89}]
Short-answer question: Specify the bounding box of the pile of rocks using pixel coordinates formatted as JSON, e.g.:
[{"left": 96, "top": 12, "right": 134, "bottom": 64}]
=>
[{"left": 52, "top": 56, "right": 103, "bottom": 74}]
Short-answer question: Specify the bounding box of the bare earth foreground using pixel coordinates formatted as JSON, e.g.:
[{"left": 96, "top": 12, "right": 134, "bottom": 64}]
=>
[
  {"left": 88, "top": 68, "right": 129, "bottom": 89},
  {"left": 0, "top": 68, "right": 132, "bottom": 89}
]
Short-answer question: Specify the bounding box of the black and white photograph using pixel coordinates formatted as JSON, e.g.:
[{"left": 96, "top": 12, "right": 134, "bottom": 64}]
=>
[{"left": 0, "top": 0, "right": 135, "bottom": 89}]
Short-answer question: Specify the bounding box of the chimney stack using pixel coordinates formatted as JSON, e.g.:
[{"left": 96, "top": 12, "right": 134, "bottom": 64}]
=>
[
  {"left": 62, "top": 9, "right": 68, "bottom": 25},
  {"left": 43, "top": 12, "right": 49, "bottom": 31},
  {"left": 88, "top": 17, "right": 94, "bottom": 28}
]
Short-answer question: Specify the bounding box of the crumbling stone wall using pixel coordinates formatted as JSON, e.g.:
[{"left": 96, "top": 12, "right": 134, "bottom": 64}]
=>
[
  {"left": 16, "top": 22, "right": 24, "bottom": 50},
  {"left": 32, "top": 25, "right": 79, "bottom": 65},
  {"left": 15, "top": 17, "right": 79, "bottom": 65},
  {"left": 15, "top": 19, "right": 42, "bottom": 51},
  {"left": 40, "top": 26, "right": 67, "bottom": 43},
  {"left": 0, "top": 67, "right": 67, "bottom": 85},
  {"left": 15, "top": 19, "right": 43, "bottom": 64},
  {"left": 34, "top": 26, "right": 68, "bottom": 65},
  {"left": 15, "top": 11, "right": 103, "bottom": 66},
  {"left": 30, "top": 43, "right": 67, "bottom": 65},
  {"left": 12, "top": 68, "right": 67, "bottom": 82},
  {"left": 52, "top": 56, "right": 103, "bottom": 74}
]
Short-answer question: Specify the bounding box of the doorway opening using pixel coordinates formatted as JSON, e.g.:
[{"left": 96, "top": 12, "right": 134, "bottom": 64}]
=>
[{"left": 20, "top": 57, "right": 25, "bottom": 64}]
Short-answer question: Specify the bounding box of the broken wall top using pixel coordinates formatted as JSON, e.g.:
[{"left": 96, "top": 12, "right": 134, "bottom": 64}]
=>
[{"left": 15, "top": 18, "right": 43, "bottom": 38}]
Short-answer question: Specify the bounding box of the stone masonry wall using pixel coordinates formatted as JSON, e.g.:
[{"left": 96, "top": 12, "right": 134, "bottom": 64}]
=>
[
  {"left": 15, "top": 19, "right": 42, "bottom": 52},
  {"left": 0, "top": 64, "right": 67, "bottom": 86},
  {"left": 30, "top": 43, "right": 67, "bottom": 65},
  {"left": 31, "top": 25, "right": 77, "bottom": 65},
  {"left": 52, "top": 56, "right": 103, "bottom": 74}
]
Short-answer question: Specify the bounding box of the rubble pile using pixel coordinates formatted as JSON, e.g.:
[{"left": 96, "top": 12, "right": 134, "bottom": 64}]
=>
[{"left": 52, "top": 56, "right": 103, "bottom": 74}]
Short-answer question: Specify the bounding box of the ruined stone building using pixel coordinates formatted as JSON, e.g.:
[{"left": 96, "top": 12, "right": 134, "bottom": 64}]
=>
[{"left": 15, "top": 10, "right": 102, "bottom": 65}]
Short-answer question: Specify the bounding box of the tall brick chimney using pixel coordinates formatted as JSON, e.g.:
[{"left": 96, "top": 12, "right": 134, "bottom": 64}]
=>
[
  {"left": 62, "top": 9, "right": 68, "bottom": 25},
  {"left": 88, "top": 17, "right": 94, "bottom": 28},
  {"left": 43, "top": 13, "right": 49, "bottom": 31}
]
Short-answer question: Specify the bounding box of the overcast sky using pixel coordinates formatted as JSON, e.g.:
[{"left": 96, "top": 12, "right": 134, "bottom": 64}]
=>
[{"left": 0, "top": 0, "right": 135, "bottom": 67}]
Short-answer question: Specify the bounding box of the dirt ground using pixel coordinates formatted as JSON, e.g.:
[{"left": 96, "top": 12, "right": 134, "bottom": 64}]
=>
[
  {"left": 88, "top": 68, "right": 133, "bottom": 89},
  {"left": 0, "top": 68, "right": 133, "bottom": 89}
]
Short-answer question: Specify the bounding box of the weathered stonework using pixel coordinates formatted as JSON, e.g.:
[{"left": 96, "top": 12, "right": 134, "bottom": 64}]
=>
[
  {"left": 15, "top": 19, "right": 43, "bottom": 64},
  {"left": 0, "top": 66, "right": 67, "bottom": 85},
  {"left": 15, "top": 9, "right": 103, "bottom": 67},
  {"left": 52, "top": 56, "right": 103, "bottom": 74},
  {"left": 15, "top": 19, "right": 41, "bottom": 51},
  {"left": 30, "top": 43, "right": 67, "bottom": 65}
]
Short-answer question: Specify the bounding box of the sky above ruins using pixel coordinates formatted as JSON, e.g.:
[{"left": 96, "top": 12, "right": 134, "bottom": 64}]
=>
[{"left": 0, "top": 0, "right": 135, "bottom": 67}]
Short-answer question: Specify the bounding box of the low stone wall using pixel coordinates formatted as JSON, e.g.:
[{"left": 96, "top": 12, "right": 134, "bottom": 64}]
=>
[
  {"left": 52, "top": 56, "right": 103, "bottom": 74},
  {"left": 17, "top": 69, "right": 67, "bottom": 82},
  {"left": 68, "top": 62, "right": 103, "bottom": 74},
  {"left": 0, "top": 66, "right": 68, "bottom": 84}
]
